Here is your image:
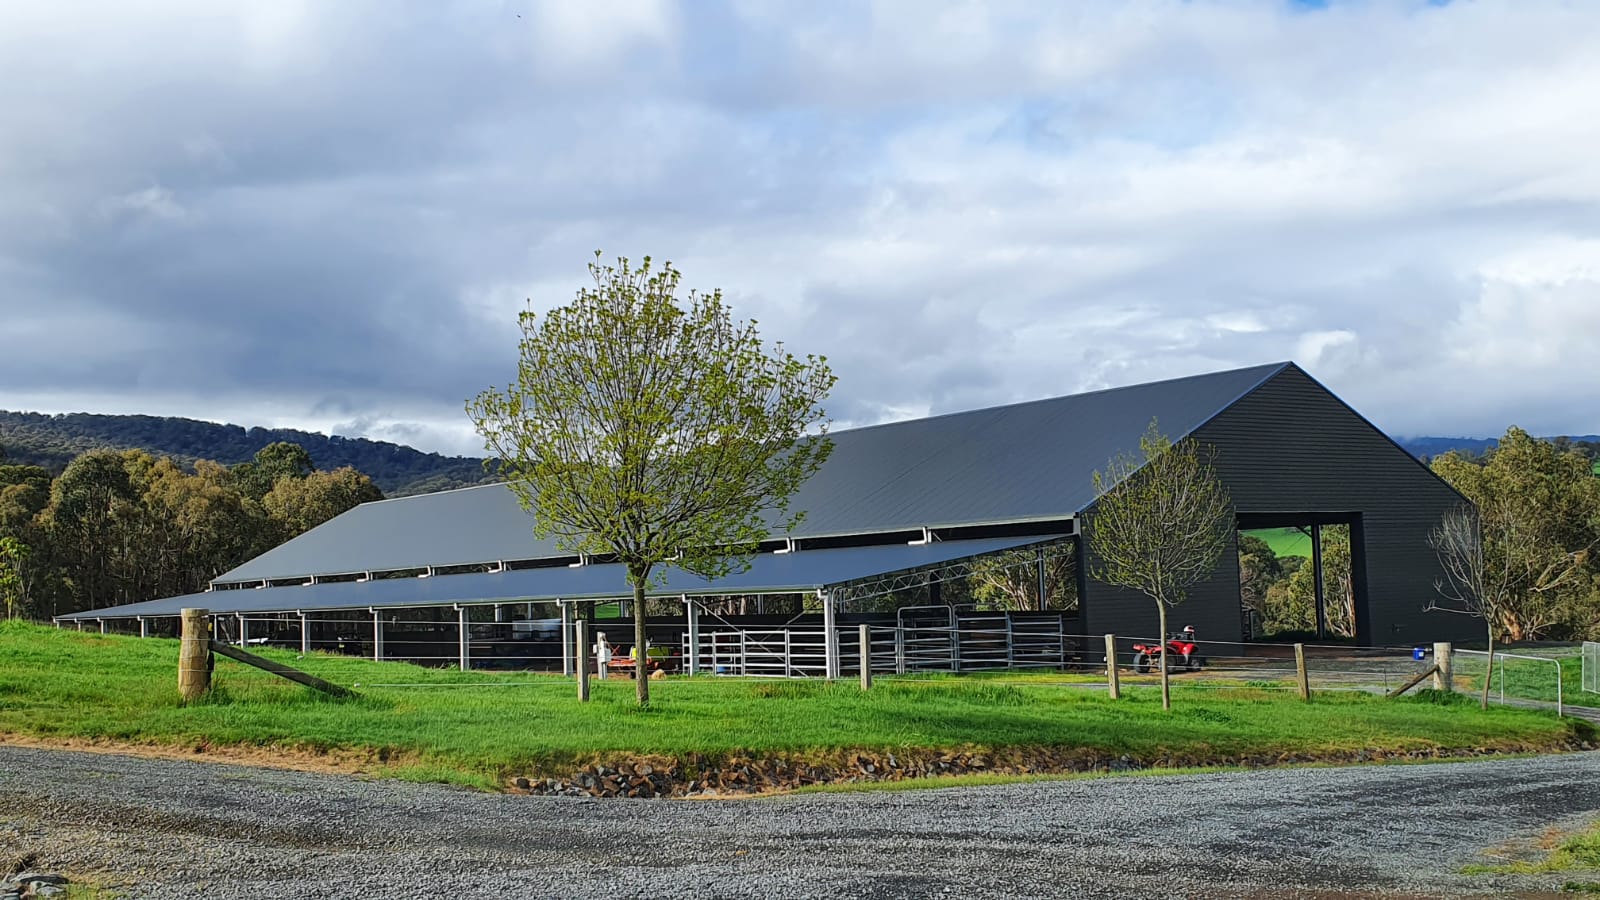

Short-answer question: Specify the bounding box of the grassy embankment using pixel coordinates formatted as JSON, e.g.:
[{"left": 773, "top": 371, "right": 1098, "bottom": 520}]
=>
[{"left": 0, "top": 621, "right": 1587, "bottom": 791}]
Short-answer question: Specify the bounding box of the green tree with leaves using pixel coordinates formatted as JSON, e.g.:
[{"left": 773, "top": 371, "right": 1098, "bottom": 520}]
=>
[
  {"left": 262, "top": 466, "right": 383, "bottom": 540},
  {"left": 1255, "top": 527, "right": 1353, "bottom": 638},
  {"left": 0, "top": 536, "right": 30, "bottom": 619},
  {"left": 1237, "top": 533, "right": 1280, "bottom": 636},
  {"left": 43, "top": 449, "right": 143, "bottom": 613},
  {"left": 970, "top": 543, "right": 1078, "bottom": 612},
  {"left": 1088, "top": 421, "right": 1233, "bottom": 710},
  {"left": 231, "top": 441, "right": 315, "bottom": 501},
  {"left": 1431, "top": 427, "right": 1600, "bottom": 641},
  {"left": 468, "top": 253, "right": 835, "bottom": 705}
]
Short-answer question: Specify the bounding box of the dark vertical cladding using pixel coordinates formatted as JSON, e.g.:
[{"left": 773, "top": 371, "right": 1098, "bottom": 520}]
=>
[
  {"left": 1186, "top": 364, "right": 1473, "bottom": 644},
  {"left": 1081, "top": 364, "right": 1473, "bottom": 645},
  {"left": 1079, "top": 526, "right": 1244, "bottom": 644}
]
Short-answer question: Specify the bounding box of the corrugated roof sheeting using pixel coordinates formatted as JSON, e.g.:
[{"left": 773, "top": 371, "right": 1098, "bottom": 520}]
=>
[
  {"left": 58, "top": 535, "right": 1063, "bottom": 620},
  {"left": 217, "top": 361, "right": 1287, "bottom": 583}
]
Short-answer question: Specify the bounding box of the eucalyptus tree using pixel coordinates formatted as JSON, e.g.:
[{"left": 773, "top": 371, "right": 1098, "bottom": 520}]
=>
[
  {"left": 1088, "top": 422, "right": 1233, "bottom": 710},
  {"left": 0, "top": 536, "right": 29, "bottom": 619},
  {"left": 468, "top": 253, "right": 835, "bottom": 705},
  {"left": 1431, "top": 428, "right": 1600, "bottom": 643}
]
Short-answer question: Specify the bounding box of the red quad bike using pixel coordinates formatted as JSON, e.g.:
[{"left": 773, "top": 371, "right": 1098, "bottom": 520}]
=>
[{"left": 1131, "top": 627, "right": 1205, "bottom": 674}]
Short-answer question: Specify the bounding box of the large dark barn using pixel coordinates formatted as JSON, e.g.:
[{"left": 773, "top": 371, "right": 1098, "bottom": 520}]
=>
[{"left": 58, "top": 362, "right": 1474, "bottom": 673}]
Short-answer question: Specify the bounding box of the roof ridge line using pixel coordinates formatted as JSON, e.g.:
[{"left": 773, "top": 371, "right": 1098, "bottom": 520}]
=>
[{"left": 830, "top": 361, "right": 1293, "bottom": 438}]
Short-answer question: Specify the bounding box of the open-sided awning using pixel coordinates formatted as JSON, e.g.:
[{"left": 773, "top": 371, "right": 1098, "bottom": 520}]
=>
[{"left": 55, "top": 534, "right": 1064, "bottom": 621}]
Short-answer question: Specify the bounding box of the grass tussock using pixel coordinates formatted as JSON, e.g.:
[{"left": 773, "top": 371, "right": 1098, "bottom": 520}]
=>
[
  {"left": 1, "top": 621, "right": 1586, "bottom": 790},
  {"left": 1466, "top": 818, "right": 1600, "bottom": 876}
]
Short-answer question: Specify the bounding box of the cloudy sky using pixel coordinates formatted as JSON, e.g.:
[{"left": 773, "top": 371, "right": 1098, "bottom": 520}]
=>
[{"left": 3, "top": 0, "right": 1597, "bottom": 456}]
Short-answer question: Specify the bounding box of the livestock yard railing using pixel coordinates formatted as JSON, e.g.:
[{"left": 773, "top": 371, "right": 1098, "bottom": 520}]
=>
[
  {"left": 686, "top": 629, "right": 827, "bottom": 678},
  {"left": 682, "top": 614, "right": 1074, "bottom": 678},
  {"left": 179, "top": 610, "right": 1587, "bottom": 713}
]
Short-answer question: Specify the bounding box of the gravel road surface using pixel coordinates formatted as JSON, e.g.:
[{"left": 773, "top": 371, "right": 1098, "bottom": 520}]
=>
[{"left": 3, "top": 745, "right": 1598, "bottom": 898}]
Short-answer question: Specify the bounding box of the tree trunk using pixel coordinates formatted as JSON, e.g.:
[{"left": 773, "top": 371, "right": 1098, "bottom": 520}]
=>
[
  {"left": 1157, "top": 600, "right": 1171, "bottom": 711},
  {"left": 632, "top": 571, "right": 650, "bottom": 706},
  {"left": 1481, "top": 626, "right": 1494, "bottom": 711}
]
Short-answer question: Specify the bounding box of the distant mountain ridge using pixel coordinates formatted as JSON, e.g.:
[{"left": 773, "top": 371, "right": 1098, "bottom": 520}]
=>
[
  {"left": 1399, "top": 434, "right": 1600, "bottom": 461},
  {"left": 0, "top": 410, "right": 496, "bottom": 497}
]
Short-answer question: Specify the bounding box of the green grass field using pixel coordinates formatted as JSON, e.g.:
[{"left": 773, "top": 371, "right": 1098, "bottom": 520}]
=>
[
  {"left": 1248, "top": 527, "right": 1312, "bottom": 558},
  {"left": 0, "top": 622, "right": 1586, "bottom": 790}
]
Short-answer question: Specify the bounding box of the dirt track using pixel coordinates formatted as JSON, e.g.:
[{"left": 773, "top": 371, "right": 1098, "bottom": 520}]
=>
[{"left": 4, "top": 744, "right": 1599, "bottom": 898}]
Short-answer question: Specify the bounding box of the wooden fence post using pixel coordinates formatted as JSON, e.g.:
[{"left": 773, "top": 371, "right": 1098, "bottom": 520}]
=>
[
  {"left": 576, "top": 620, "right": 590, "bottom": 703},
  {"left": 179, "top": 608, "right": 211, "bottom": 702},
  {"left": 859, "top": 623, "right": 873, "bottom": 691},
  {"left": 1294, "top": 643, "right": 1310, "bottom": 701},
  {"left": 1104, "top": 634, "right": 1121, "bottom": 700},
  {"left": 1433, "top": 642, "right": 1453, "bottom": 692}
]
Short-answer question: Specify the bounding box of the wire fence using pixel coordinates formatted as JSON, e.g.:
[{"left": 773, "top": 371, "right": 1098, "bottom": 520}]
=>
[
  {"left": 1453, "top": 649, "right": 1564, "bottom": 716},
  {"left": 185, "top": 611, "right": 1591, "bottom": 715}
]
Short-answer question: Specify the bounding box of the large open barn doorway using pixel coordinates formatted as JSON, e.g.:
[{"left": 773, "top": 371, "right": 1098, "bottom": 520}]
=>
[{"left": 1237, "top": 513, "right": 1368, "bottom": 643}]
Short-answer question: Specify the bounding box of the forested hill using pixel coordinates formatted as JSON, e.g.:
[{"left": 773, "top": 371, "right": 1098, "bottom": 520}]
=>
[
  {"left": 1402, "top": 434, "right": 1600, "bottom": 462},
  {"left": 0, "top": 411, "right": 496, "bottom": 497}
]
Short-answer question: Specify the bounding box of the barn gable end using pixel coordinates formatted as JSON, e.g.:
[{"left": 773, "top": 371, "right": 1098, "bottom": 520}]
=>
[{"left": 1079, "top": 363, "right": 1474, "bottom": 645}]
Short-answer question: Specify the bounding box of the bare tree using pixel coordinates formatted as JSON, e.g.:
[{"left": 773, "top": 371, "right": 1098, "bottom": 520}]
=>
[
  {"left": 1088, "top": 421, "right": 1233, "bottom": 710},
  {"left": 1430, "top": 501, "right": 1591, "bottom": 709}
]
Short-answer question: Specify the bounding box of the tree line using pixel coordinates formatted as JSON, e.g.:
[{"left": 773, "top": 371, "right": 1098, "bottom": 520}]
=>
[
  {"left": 0, "top": 410, "right": 496, "bottom": 497},
  {"left": 0, "top": 442, "right": 383, "bottom": 620}
]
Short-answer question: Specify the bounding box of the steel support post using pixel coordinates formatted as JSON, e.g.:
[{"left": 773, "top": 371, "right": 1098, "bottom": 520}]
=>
[
  {"left": 138, "top": 617, "right": 148, "bottom": 639},
  {"left": 822, "top": 590, "right": 839, "bottom": 680},
  {"left": 859, "top": 623, "right": 873, "bottom": 690},
  {"left": 99, "top": 618, "right": 107, "bottom": 635},
  {"left": 1312, "top": 523, "right": 1327, "bottom": 641},
  {"left": 560, "top": 601, "right": 573, "bottom": 677},
  {"left": 1005, "top": 612, "right": 1014, "bottom": 669},
  {"left": 371, "top": 608, "right": 383, "bottom": 662},
  {"left": 685, "top": 595, "right": 700, "bottom": 675},
  {"left": 236, "top": 613, "right": 247, "bottom": 646},
  {"left": 457, "top": 606, "right": 470, "bottom": 672},
  {"left": 299, "top": 612, "right": 310, "bottom": 654},
  {"left": 949, "top": 605, "right": 961, "bottom": 673},
  {"left": 1037, "top": 546, "right": 1048, "bottom": 611}
]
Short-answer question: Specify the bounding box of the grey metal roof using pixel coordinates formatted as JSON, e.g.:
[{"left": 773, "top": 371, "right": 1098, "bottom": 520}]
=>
[
  {"left": 218, "top": 361, "right": 1290, "bottom": 584},
  {"left": 58, "top": 534, "right": 1062, "bottom": 620}
]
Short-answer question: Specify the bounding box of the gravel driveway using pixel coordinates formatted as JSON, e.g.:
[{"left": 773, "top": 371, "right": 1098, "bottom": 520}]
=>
[{"left": 3, "top": 745, "right": 1598, "bottom": 898}]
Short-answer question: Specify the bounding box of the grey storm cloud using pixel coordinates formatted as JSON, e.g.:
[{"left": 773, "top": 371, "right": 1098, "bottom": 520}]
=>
[{"left": 3, "top": 0, "right": 1599, "bottom": 456}]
